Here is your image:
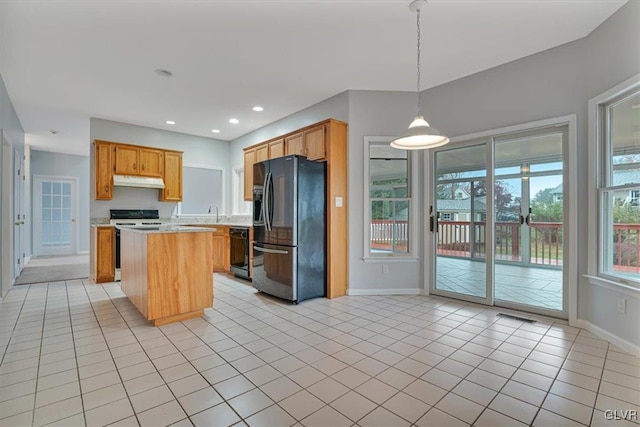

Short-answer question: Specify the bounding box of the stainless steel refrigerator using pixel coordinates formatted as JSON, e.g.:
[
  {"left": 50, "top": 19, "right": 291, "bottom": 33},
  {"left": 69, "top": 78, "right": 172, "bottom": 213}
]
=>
[{"left": 252, "top": 155, "right": 326, "bottom": 303}]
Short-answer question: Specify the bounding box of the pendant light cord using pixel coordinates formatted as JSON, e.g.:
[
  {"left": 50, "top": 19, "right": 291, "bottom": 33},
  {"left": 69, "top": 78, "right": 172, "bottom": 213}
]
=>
[{"left": 416, "top": 7, "right": 422, "bottom": 116}]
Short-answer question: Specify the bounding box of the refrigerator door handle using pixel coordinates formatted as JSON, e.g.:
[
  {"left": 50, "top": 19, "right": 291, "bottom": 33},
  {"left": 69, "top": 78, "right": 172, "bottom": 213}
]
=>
[
  {"left": 254, "top": 246, "right": 289, "bottom": 255},
  {"left": 262, "top": 172, "right": 270, "bottom": 231},
  {"left": 266, "top": 172, "right": 273, "bottom": 231}
]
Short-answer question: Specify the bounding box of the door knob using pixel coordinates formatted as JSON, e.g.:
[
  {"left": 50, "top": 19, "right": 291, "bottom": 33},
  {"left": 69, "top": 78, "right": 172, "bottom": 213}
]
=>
[{"left": 71, "top": 219, "right": 76, "bottom": 223}]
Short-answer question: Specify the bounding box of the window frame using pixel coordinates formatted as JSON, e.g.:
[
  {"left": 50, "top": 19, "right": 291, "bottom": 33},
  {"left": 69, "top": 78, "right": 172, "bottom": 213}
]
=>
[
  {"left": 588, "top": 73, "right": 640, "bottom": 290},
  {"left": 177, "top": 163, "right": 225, "bottom": 217},
  {"left": 363, "top": 136, "right": 418, "bottom": 261},
  {"left": 232, "top": 166, "right": 251, "bottom": 216}
]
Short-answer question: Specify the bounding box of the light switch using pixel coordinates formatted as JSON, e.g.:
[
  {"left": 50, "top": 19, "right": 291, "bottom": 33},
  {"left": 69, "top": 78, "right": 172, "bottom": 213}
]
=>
[{"left": 335, "top": 196, "right": 343, "bottom": 207}]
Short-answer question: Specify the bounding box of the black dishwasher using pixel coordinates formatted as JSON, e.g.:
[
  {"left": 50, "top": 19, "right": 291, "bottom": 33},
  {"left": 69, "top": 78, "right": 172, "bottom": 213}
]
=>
[{"left": 229, "top": 227, "right": 251, "bottom": 280}]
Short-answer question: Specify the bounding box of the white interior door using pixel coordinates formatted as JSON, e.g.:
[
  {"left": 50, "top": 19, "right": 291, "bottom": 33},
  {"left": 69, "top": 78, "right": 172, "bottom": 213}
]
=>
[
  {"left": 13, "top": 150, "right": 24, "bottom": 278},
  {"left": 33, "top": 175, "right": 78, "bottom": 256}
]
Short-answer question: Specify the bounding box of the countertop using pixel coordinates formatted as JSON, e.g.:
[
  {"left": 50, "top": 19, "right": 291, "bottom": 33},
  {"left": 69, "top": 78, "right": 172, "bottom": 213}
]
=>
[{"left": 117, "top": 225, "right": 216, "bottom": 234}]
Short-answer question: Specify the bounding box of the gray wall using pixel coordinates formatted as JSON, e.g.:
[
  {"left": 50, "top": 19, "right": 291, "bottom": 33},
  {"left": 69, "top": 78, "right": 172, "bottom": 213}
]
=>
[
  {"left": 89, "top": 118, "right": 229, "bottom": 219},
  {"left": 30, "top": 150, "right": 90, "bottom": 253}
]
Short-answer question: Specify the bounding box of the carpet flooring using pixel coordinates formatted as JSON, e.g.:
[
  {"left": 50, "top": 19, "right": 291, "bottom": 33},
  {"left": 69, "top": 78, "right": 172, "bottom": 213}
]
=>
[{"left": 14, "top": 260, "right": 89, "bottom": 285}]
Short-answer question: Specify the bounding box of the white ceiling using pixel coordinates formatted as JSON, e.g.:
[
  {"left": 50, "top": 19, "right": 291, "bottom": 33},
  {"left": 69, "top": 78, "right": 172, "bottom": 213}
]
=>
[{"left": 0, "top": 0, "right": 627, "bottom": 156}]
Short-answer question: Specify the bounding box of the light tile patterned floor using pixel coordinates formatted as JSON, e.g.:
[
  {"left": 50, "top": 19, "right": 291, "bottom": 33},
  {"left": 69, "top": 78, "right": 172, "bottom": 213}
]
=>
[
  {"left": 436, "top": 257, "right": 563, "bottom": 311},
  {"left": 0, "top": 274, "right": 638, "bottom": 427}
]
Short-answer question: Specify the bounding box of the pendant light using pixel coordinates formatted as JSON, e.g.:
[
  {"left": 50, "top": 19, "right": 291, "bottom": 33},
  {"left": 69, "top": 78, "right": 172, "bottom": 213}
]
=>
[{"left": 391, "top": 0, "right": 449, "bottom": 150}]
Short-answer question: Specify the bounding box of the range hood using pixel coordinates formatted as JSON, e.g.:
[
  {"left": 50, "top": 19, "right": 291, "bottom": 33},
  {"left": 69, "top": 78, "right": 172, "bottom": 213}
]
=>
[{"left": 113, "top": 175, "right": 165, "bottom": 189}]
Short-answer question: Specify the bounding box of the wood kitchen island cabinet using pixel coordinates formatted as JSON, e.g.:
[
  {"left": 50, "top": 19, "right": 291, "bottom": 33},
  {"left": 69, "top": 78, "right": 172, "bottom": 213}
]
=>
[{"left": 119, "top": 226, "right": 214, "bottom": 326}]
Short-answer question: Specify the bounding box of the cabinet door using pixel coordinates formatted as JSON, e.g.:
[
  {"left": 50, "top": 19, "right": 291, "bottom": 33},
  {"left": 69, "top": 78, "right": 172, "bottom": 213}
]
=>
[
  {"left": 305, "top": 125, "right": 326, "bottom": 161},
  {"left": 223, "top": 231, "right": 230, "bottom": 272},
  {"left": 95, "top": 142, "right": 113, "bottom": 200},
  {"left": 95, "top": 227, "right": 115, "bottom": 283},
  {"left": 285, "top": 133, "right": 305, "bottom": 156},
  {"left": 162, "top": 152, "right": 183, "bottom": 201},
  {"left": 212, "top": 234, "right": 226, "bottom": 272},
  {"left": 139, "top": 148, "right": 164, "bottom": 177},
  {"left": 255, "top": 145, "right": 269, "bottom": 163},
  {"left": 268, "top": 139, "right": 285, "bottom": 159},
  {"left": 243, "top": 149, "right": 255, "bottom": 201},
  {"left": 114, "top": 145, "right": 139, "bottom": 175}
]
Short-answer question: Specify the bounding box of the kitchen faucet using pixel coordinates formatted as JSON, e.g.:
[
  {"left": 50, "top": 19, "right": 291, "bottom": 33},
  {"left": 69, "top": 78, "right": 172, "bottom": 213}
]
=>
[{"left": 208, "top": 205, "right": 219, "bottom": 223}]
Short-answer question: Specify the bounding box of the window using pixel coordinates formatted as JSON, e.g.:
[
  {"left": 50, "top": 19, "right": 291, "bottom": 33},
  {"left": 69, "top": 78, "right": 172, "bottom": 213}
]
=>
[
  {"left": 233, "top": 167, "right": 251, "bottom": 216},
  {"left": 178, "top": 165, "right": 224, "bottom": 216},
  {"left": 598, "top": 87, "right": 640, "bottom": 285},
  {"left": 365, "top": 139, "right": 413, "bottom": 256}
]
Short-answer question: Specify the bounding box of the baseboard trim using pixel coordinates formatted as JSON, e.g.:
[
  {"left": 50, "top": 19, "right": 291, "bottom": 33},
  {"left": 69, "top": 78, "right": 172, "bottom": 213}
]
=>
[
  {"left": 573, "top": 319, "right": 640, "bottom": 357},
  {"left": 347, "top": 288, "right": 422, "bottom": 296}
]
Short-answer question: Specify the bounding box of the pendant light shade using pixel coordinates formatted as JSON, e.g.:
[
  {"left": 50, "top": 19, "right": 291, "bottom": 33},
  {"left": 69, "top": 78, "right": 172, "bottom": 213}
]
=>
[
  {"left": 391, "top": 0, "right": 449, "bottom": 150},
  {"left": 390, "top": 116, "right": 450, "bottom": 150}
]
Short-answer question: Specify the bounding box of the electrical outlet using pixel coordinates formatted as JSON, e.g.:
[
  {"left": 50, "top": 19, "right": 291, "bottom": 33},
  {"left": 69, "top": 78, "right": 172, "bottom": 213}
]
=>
[
  {"left": 382, "top": 264, "right": 389, "bottom": 275},
  {"left": 617, "top": 298, "right": 627, "bottom": 314}
]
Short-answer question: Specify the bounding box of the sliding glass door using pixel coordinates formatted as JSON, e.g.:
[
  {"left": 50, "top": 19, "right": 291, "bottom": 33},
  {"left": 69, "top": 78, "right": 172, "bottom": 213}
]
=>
[
  {"left": 433, "top": 143, "right": 491, "bottom": 304},
  {"left": 430, "top": 126, "right": 567, "bottom": 317}
]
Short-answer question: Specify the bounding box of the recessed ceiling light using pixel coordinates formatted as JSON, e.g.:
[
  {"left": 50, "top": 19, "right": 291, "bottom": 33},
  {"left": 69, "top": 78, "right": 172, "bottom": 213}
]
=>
[
  {"left": 252, "top": 106, "right": 264, "bottom": 112},
  {"left": 211, "top": 129, "right": 221, "bottom": 133},
  {"left": 166, "top": 120, "right": 176, "bottom": 125},
  {"left": 229, "top": 118, "right": 239, "bottom": 124},
  {"left": 155, "top": 69, "right": 173, "bottom": 77}
]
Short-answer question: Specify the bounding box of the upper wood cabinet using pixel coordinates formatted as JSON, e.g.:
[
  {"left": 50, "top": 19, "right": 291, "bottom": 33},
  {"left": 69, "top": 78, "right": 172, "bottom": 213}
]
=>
[
  {"left": 283, "top": 126, "right": 326, "bottom": 160},
  {"left": 304, "top": 125, "right": 326, "bottom": 161},
  {"left": 139, "top": 148, "right": 164, "bottom": 177},
  {"left": 285, "top": 133, "right": 305, "bottom": 156},
  {"left": 255, "top": 145, "right": 269, "bottom": 163},
  {"left": 93, "top": 139, "right": 182, "bottom": 201},
  {"left": 114, "top": 145, "right": 164, "bottom": 177},
  {"left": 114, "top": 145, "right": 139, "bottom": 175},
  {"left": 243, "top": 149, "right": 256, "bottom": 201},
  {"left": 95, "top": 141, "right": 113, "bottom": 200},
  {"left": 268, "top": 139, "right": 285, "bottom": 159},
  {"left": 162, "top": 151, "right": 183, "bottom": 202}
]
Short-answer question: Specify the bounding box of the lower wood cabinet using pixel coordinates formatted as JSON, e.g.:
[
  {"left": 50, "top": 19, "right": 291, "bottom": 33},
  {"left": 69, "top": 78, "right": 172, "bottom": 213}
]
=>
[
  {"left": 191, "top": 225, "right": 230, "bottom": 273},
  {"left": 93, "top": 226, "right": 115, "bottom": 283},
  {"left": 212, "top": 226, "right": 230, "bottom": 272}
]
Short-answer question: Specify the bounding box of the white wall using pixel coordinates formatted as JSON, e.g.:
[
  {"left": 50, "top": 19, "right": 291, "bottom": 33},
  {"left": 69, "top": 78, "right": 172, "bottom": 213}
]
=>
[
  {"left": 89, "top": 118, "right": 229, "bottom": 219},
  {"left": 30, "top": 149, "right": 90, "bottom": 253},
  {"left": 0, "top": 72, "right": 25, "bottom": 298}
]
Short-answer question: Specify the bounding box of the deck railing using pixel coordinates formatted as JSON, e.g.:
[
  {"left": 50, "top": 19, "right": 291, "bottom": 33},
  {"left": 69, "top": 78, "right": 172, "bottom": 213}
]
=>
[{"left": 370, "top": 220, "right": 640, "bottom": 272}]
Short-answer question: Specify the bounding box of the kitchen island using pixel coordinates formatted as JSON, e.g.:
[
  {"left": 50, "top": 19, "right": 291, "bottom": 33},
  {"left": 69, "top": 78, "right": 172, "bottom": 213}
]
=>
[{"left": 119, "top": 225, "right": 215, "bottom": 326}]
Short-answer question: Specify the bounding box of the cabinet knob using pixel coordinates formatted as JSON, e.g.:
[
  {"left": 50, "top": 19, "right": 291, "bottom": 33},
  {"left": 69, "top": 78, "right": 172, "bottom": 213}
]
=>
[
  {"left": 141, "top": 164, "right": 145, "bottom": 171},
  {"left": 133, "top": 163, "right": 137, "bottom": 170},
  {"left": 104, "top": 185, "right": 108, "bottom": 192}
]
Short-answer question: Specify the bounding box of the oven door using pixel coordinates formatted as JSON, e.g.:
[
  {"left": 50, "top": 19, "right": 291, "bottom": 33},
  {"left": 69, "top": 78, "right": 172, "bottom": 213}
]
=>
[{"left": 229, "top": 227, "right": 250, "bottom": 279}]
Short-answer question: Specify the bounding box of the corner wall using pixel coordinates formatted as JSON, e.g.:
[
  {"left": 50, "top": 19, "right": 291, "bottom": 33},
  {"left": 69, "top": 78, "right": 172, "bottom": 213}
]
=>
[{"left": 0, "top": 72, "right": 25, "bottom": 297}]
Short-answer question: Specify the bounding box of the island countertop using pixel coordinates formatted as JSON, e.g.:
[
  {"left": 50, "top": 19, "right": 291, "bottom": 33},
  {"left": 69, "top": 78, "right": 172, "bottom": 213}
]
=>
[{"left": 117, "top": 225, "right": 216, "bottom": 234}]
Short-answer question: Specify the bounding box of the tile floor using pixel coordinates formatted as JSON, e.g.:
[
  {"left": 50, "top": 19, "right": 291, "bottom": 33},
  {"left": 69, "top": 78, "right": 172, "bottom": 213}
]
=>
[{"left": 0, "top": 274, "right": 638, "bottom": 427}]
